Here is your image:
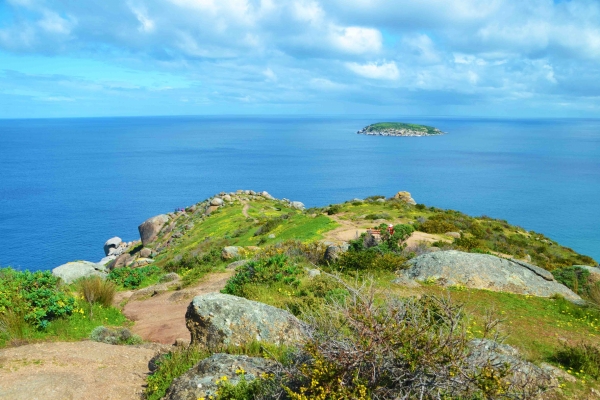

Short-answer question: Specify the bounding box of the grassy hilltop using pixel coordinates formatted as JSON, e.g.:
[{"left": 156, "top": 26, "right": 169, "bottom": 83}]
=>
[{"left": 2, "top": 191, "right": 600, "bottom": 399}]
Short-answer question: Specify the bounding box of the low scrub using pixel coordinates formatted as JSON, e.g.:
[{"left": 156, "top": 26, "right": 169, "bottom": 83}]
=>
[
  {"left": 77, "top": 276, "right": 116, "bottom": 308},
  {"left": 553, "top": 342, "right": 600, "bottom": 380},
  {"left": 107, "top": 265, "right": 161, "bottom": 289},
  {"left": 552, "top": 266, "right": 592, "bottom": 297}
]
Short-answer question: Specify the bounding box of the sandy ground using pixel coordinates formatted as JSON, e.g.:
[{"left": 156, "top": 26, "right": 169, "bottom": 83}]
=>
[
  {"left": 120, "top": 271, "right": 233, "bottom": 345},
  {"left": 0, "top": 341, "right": 159, "bottom": 400}
]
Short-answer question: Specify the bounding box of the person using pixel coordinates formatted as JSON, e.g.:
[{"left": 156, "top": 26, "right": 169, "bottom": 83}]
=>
[{"left": 388, "top": 224, "right": 394, "bottom": 235}]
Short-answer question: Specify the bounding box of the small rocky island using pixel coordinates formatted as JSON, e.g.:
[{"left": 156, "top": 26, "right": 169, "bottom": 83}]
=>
[{"left": 357, "top": 122, "right": 445, "bottom": 137}]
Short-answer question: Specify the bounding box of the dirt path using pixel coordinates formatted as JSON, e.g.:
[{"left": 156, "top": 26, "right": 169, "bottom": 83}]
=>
[
  {"left": 241, "top": 201, "right": 258, "bottom": 222},
  {"left": 120, "top": 271, "right": 233, "bottom": 345},
  {"left": 0, "top": 341, "right": 158, "bottom": 400}
]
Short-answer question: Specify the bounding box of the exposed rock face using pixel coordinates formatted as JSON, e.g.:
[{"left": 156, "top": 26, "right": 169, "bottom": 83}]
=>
[
  {"left": 290, "top": 201, "right": 305, "bottom": 210},
  {"left": 108, "top": 253, "right": 133, "bottom": 270},
  {"left": 138, "top": 214, "right": 169, "bottom": 246},
  {"left": 52, "top": 261, "right": 107, "bottom": 284},
  {"left": 363, "top": 232, "right": 379, "bottom": 248},
  {"left": 399, "top": 251, "right": 582, "bottom": 302},
  {"left": 103, "top": 237, "right": 122, "bottom": 256},
  {"left": 445, "top": 232, "right": 461, "bottom": 239},
  {"left": 185, "top": 293, "right": 306, "bottom": 348},
  {"left": 165, "top": 354, "right": 277, "bottom": 400},
  {"left": 393, "top": 191, "right": 416, "bottom": 205},
  {"left": 221, "top": 246, "right": 241, "bottom": 260},
  {"left": 324, "top": 243, "right": 349, "bottom": 262}
]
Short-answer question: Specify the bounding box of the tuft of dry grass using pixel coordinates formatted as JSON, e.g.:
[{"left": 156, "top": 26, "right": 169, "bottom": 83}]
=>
[{"left": 77, "top": 276, "right": 116, "bottom": 308}]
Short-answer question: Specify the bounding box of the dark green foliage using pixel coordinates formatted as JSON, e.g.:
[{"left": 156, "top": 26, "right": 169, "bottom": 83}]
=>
[
  {"left": 326, "top": 204, "right": 342, "bottom": 215},
  {"left": 216, "top": 375, "right": 280, "bottom": 399},
  {"left": 223, "top": 255, "right": 302, "bottom": 297},
  {"left": 553, "top": 342, "right": 600, "bottom": 379},
  {"left": 0, "top": 268, "right": 76, "bottom": 329},
  {"left": 365, "top": 195, "right": 386, "bottom": 201},
  {"left": 552, "top": 266, "right": 591, "bottom": 296},
  {"left": 453, "top": 235, "right": 482, "bottom": 251},
  {"left": 365, "top": 212, "right": 391, "bottom": 220},
  {"left": 165, "top": 248, "right": 221, "bottom": 273},
  {"left": 336, "top": 248, "right": 407, "bottom": 272},
  {"left": 254, "top": 217, "right": 282, "bottom": 236},
  {"left": 107, "top": 265, "right": 160, "bottom": 289},
  {"left": 415, "top": 203, "right": 426, "bottom": 210}
]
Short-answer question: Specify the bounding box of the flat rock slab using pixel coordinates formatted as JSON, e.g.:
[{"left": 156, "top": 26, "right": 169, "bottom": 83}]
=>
[
  {"left": 0, "top": 341, "right": 156, "bottom": 400},
  {"left": 401, "top": 250, "right": 582, "bottom": 302}
]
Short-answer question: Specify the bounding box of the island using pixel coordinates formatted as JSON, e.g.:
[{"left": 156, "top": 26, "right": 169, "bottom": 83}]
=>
[{"left": 357, "top": 122, "right": 445, "bottom": 137}]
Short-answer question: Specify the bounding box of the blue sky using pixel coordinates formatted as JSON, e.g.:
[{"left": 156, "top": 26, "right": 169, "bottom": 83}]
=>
[{"left": 1, "top": 0, "right": 600, "bottom": 118}]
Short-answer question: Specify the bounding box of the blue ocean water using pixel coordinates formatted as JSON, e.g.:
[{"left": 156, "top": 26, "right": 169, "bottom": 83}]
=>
[{"left": 0, "top": 116, "right": 598, "bottom": 271}]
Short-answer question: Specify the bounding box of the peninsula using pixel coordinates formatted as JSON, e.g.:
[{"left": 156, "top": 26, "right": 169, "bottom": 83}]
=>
[{"left": 357, "top": 122, "right": 445, "bottom": 136}]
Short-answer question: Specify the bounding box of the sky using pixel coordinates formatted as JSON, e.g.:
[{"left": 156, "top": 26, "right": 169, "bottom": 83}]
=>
[{"left": 1, "top": 0, "right": 600, "bottom": 118}]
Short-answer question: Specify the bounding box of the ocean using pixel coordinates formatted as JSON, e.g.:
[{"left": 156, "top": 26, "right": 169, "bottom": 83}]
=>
[{"left": 0, "top": 116, "right": 598, "bottom": 271}]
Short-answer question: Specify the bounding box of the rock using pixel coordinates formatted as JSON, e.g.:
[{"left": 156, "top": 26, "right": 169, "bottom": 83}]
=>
[
  {"left": 159, "top": 272, "right": 180, "bottom": 283},
  {"left": 185, "top": 293, "right": 306, "bottom": 349},
  {"left": 540, "top": 362, "right": 577, "bottom": 383},
  {"left": 400, "top": 251, "right": 582, "bottom": 302},
  {"left": 98, "top": 255, "right": 116, "bottom": 266},
  {"left": 393, "top": 191, "right": 416, "bottom": 205},
  {"left": 108, "top": 253, "right": 133, "bottom": 270},
  {"left": 524, "top": 254, "right": 532, "bottom": 263},
  {"left": 139, "top": 248, "right": 152, "bottom": 258},
  {"left": 267, "top": 234, "right": 276, "bottom": 239},
  {"left": 246, "top": 246, "right": 260, "bottom": 252},
  {"left": 222, "top": 194, "right": 232, "bottom": 202},
  {"left": 261, "top": 191, "right": 274, "bottom": 200},
  {"left": 205, "top": 205, "right": 219, "bottom": 216},
  {"left": 52, "top": 261, "right": 107, "bottom": 284},
  {"left": 351, "top": 198, "right": 363, "bottom": 203},
  {"left": 391, "top": 276, "right": 421, "bottom": 288},
  {"left": 290, "top": 201, "right": 305, "bottom": 210},
  {"left": 164, "top": 354, "right": 277, "bottom": 400},
  {"left": 221, "top": 246, "right": 242, "bottom": 260},
  {"left": 103, "top": 237, "right": 122, "bottom": 256},
  {"left": 445, "top": 232, "right": 461, "bottom": 239},
  {"left": 226, "top": 260, "right": 249, "bottom": 270},
  {"left": 307, "top": 269, "right": 321, "bottom": 278},
  {"left": 363, "top": 232, "right": 379, "bottom": 249},
  {"left": 324, "top": 245, "right": 346, "bottom": 263},
  {"left": 467, "top": 339, "right": 552, "bottom": 387},
  {"left": 376, "top": 198, "right": 386, "bottom": 203},
  {"left": 210, "top": 197, "right": 224, "bottom": 206},
  {"left": 138, "top": 214, "right": 169, "bottom": 246},
  {"left": 131, "top": 258, "right": 154, "bottom": 268}
]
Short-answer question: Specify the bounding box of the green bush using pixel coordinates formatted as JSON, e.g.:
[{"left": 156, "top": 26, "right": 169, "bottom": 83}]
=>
[
  {"left": 335, "top": 248, "right": 406, "bottom": 272},
  {"left": 326, "top": 204, "right": 342, "bottom": 215},
  {"left": 553, "top": 342, "right": 600, "bottom": 379},
  {"left": 0, "top": 268, "right": 76, "bottom": 329},
  {"left": 107, "top": 265, "right": 160, "bottom": 289},
  {"left": 365, "top": 212, "right": 391, "bottom": 220},
  {"left": 454, "top": 235, "right": 482, "bottom": 252},
  {"left": 223, "top": 254, "right": 302, "bottom": 297},
  {"left": 552, "top": 266, "right": 591, "bottom": 296}
]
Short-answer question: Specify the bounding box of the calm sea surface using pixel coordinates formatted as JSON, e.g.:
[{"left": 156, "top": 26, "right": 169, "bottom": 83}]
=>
[{"left": 0, "top": 116, "right": 599, "bottom": 271}]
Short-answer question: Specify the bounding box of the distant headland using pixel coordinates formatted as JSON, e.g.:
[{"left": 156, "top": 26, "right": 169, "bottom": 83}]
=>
[{"left": 357, "top": 122, "right": 445, "bottom": 137}]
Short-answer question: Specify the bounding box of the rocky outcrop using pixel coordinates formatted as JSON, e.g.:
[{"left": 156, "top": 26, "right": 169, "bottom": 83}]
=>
[
  {"left": 210, "top": 197, "right": 224, "bottom": 207},
  {"left": 103, "top": 237, "right": 122, "bottom": 256},
  {"left": 393, "top": 191, "right": 416, "bottom": 205},
  {"left": 138, "top": 214, "right": 169, "bottom": 246},
  {"left": 290, "top": 201, "right": 305, "bottom": 210},
  {"left": 164, "top": 354, "right": 277, "bottom": 400},
  {"left": 52, "top": 261, "right": 107, "bottom": 284},
  {"left": 221, "top": 246, "right": 242, "bottom": 260},
  {"left": 398, "top": 251, "right": 582, "bottom": 302},
  {"left": 185, "top": 293, "right": 307, "bottom": 349}
]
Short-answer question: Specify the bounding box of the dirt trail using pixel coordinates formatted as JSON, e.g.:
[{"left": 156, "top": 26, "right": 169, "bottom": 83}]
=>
[
  {"left": 120, "top": 271, "right": 233, "bottom": 345},
  {"left": 241, "top": 201, "right": 258, "bottom": 222},
  {"left": 0, "top": 341, "right": 159, "bottom": 400}
]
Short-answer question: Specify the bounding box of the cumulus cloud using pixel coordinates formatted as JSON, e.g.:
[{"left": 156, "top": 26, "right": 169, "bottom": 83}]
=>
[{"left": 0, "top": 0, "right": 600, "bottom": 117}]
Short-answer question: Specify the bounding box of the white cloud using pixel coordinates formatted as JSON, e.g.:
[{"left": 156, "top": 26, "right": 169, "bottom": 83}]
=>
[
  {"left": 263, "top": 68, "right": 277, "bottom": 81},
  {"left": 330, "top": 26, "right": 381, "bottom": 54},
  {"left": 346, "top": 61, "right": 399, "bottom": 80}
]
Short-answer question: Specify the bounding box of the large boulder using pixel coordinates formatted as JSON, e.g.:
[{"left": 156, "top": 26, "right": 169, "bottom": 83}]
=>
[
  {"left": 393, "top": 191, "right": 416, "bottom": 205},
  {"left": 221, "top": 246, "right": 242, "bottom": 260},
  {"left": 290, "top": 201, "right": 305, "bottom": 210},
  {"left": 52, "top": 261, "right": 107, "bottom": 284},
  {"left": 103, "top": 237, "right": 122, "bottom": 256},
  {"left": 210, "top": 197, "right": 224, "bottom": 206},
  {"left": 185, "top": 293, "right": 307, "bottom": 349},
  {"left": 138, "top": 214, "right": 169, "bottom": 246},
  {"left": 164, "top": 354, "right": 277, "bottom": 400},
  {"left": 399, "top": 251, "right": 582, "bottom": 302}
]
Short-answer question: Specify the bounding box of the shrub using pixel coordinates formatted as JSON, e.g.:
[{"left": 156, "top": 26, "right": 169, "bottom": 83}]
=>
[
  {"left": 365, "top": 212, "right": 391, "bottom": 221},
  {"left": 107, "top": 265, "right": 160, "bottom": 289},
  {"left": 223, "top": 254, "right": 302, "bottom": 297},
  {"left": 90, "top": 326, "right": 142, "bottom": 345},
  {"left": 454, "top": 235, "right": 482, "bottom": 252},
  {"left": 0, "top": 268, "right": 76, "bottom": 329},
  {"left": 335, "top": 249, "right": 406, "bottom": 272},
  {"left": 553, "top": 342, "right": 600, "bottom": 379},
  {"left": 326, "top": 204, "right": 342, "bottom": 215},
  {"left": 552, "top": 266, "right": 591, "bottom": 297},
  {"left": 77, "top": 276, "right": 116, "bottom": 308}
]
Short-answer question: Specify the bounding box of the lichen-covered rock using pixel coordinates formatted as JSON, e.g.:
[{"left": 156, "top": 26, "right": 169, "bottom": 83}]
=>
[
  {"left": 185, "top": 293, "right": 307, "bottom": 348},
  {"left": 221, "top": 246, "right": 242, "bottom": 260},
  {"left": 52, "top": 261, "right": 107, "bottom": 284},
  {"left": 400, "top": 251, "right": 582, "bottom": 302},
  {"left": 165, "top": 354, "right": 277, "bottom": 400},
  {"left": 393, "top": 191, "right": 416, "bottom": 205},
  {"left": 324, "top": 244, "right": 348, "bottom": 262},
  {"left": 138, "top": 214, "right": 169, "bottom": 246}
]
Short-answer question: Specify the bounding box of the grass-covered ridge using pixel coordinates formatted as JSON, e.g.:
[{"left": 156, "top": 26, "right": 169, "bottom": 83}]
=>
[{"left": 359, "top": 122, "right": 444, "bottom": 135}]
